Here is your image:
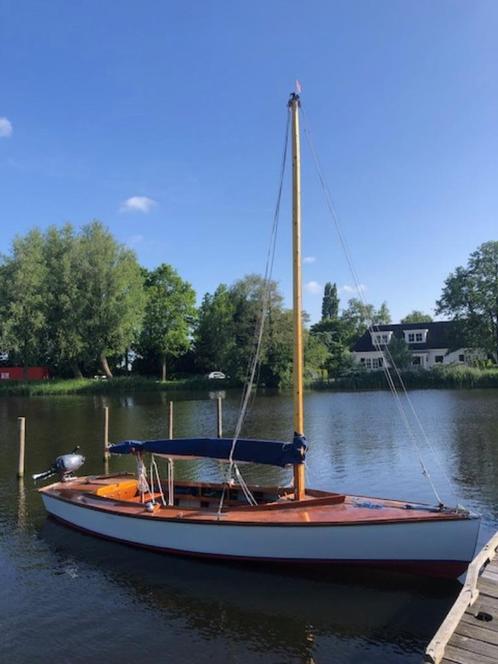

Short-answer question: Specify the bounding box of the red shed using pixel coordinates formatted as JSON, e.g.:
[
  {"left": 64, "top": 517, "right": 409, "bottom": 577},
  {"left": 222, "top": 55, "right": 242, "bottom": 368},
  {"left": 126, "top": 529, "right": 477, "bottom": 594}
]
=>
[{"left": 0, "top": 367, "right": 50, "bottom": 381}]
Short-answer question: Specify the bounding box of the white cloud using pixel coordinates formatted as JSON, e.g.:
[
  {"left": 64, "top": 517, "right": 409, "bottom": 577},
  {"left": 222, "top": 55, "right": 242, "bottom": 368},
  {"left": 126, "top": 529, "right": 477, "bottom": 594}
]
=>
[
  {"left": 120, "top": 196, "right": 157, "bottom": 213},
  {"left": 304, "top": 280, "right": 322, "bottom": 294},
  {"left": 339, "top": 283, "right": 366, "bottom": 295},
  {"left": 303, "top": 256, "right": 316, "bottom": 264},
  {"left": 0, "top": 117, "right": 13, "bottom": 138}
]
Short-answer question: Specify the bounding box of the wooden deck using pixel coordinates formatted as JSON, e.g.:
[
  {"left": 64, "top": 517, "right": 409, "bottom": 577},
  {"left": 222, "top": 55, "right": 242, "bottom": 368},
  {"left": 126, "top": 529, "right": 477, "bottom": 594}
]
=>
[
  {"left": 425, "top": 531, "right": 498, "bottom": 663},
  {"left": 40, "top": 474, "right": 473, "bottom": 527}
]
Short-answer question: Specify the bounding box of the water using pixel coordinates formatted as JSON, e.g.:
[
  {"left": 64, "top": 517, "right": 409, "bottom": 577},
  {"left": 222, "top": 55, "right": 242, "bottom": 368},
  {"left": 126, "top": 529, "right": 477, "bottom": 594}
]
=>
[{"left": 1, "top": 388, "right": 498, "bottom": 663}]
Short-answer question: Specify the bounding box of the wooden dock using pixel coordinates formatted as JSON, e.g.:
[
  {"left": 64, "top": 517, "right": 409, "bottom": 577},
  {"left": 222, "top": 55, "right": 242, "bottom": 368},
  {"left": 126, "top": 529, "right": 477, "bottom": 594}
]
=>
[{"left": 425, "top": 531, "right": 498, "bottom": 664}]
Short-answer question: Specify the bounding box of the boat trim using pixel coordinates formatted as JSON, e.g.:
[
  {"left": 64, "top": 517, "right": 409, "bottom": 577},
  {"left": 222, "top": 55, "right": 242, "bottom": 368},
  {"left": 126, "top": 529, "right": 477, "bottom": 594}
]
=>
[{"left": 40, "top": 488, "right": 477, "bottom": 528}]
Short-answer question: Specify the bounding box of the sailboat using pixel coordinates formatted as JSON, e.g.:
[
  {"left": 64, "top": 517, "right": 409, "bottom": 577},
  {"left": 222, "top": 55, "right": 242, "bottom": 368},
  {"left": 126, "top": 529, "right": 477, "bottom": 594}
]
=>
[{"left": 37, "top": 92, "right": 480, "bottom": 578}]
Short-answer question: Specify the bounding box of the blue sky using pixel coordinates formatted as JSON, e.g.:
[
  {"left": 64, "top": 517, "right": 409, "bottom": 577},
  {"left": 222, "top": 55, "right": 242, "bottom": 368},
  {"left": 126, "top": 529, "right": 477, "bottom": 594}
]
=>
[{"left": 1, "top": 1, "right": 497, "bottom": 323}]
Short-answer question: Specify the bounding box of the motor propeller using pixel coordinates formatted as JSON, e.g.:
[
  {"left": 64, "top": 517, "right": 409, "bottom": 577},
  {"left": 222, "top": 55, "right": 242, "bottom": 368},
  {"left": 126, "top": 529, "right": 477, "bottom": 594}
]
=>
[{"left": 33, "top": 447, "right": 85, "bottom": 483}]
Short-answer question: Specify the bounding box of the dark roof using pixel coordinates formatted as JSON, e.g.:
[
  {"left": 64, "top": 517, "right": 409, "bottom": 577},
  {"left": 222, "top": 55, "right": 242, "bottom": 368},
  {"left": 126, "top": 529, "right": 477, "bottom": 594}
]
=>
[{"left": 352, "top": 321, "right": 463, "bottom": 352}]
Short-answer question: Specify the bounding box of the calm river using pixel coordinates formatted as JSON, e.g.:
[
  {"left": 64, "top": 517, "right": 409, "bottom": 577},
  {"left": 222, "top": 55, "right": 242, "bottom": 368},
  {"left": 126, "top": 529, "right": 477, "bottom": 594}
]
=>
[{"left": 1, "top": 388, "right": 497, "bottom": 663}]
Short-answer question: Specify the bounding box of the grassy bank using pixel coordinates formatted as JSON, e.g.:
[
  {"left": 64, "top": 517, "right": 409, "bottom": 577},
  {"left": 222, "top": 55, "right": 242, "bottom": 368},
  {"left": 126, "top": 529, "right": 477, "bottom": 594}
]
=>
[
  {"left": 0, "top": 375, "right": 236, "bottom": 397},
  {"left": 312, "top": 365, "right": 498, "bottom": 391},
  {"left": 1, "top": 366, "right": 498, "bottom": 397}
]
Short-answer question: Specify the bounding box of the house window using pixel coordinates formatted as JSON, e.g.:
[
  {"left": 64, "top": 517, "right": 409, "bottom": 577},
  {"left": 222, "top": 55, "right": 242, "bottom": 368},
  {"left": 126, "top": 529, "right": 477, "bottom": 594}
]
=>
[
  {"left": 412, "top": 356, "right": 421, "bottom": 366},
  {"left": 0, "top": 372, "right": 9, "bottom": 380},
  {"left": 435, "top": 355, "right": 444, "bottom": 364},
  {"left": 404, "top": 329, "right": 428, "bottom": 344},
  {"left": 459, "top": 354, "right": 465, "bottom": 362},
  {"left": 371, "top": 332, "right": 391, "bottom": 346},
  {"left": 363, "top": 357, "right": 383, "bottom": 370}
]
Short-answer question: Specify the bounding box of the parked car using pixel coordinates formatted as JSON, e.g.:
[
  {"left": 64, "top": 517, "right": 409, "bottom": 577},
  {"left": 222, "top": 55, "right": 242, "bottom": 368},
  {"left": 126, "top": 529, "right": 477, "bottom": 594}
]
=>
[{"left": 207, "top": 371, "right": 226, "bottom": 380}]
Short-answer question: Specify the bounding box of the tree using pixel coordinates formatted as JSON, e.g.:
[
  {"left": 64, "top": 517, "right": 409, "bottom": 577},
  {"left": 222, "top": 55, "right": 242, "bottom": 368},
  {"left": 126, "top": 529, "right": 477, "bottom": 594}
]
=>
[
  {"left": 401, "top": 310, "right": 433, "bottom": 324},
  {"left": 375, "top": 302, "right": 391, "bottom": 325},
  {"left": 304, "top": 332, "right": 330, "bottom": 380},
  {"left": 228, "top": 274, "right": 285, "bottom": 382},
  {"left": 195, "top": 285, "right": 235, "bottom": 373},
  {"left": 340, "top": 298, "right": 375, "bottom": 341},
  {"left": 387, "top": 336, "right": 412, "bottom": 369},
  {"left": 78, "top": 221, "right": 145, "bottom": 378},
  {"left": 1, "top": 230, "right": 47, "bottom": 377},
  {"left": 321, "top": 282, "right": 339, "bottom": 320},
  {"left": 196, "top": 275, "right": 295, "bottom": 386},
  {"left": 436, "top": 241, "right": 498, "bottom": 359},
  {"left": 139, "top": 264, "right": 196, "bottom": 381},
  {"left": 340, "top": 298, "right": 392, "bottom": 346},
  {"left": 42, "top": 224, "right": 86, "bottom": 377}
]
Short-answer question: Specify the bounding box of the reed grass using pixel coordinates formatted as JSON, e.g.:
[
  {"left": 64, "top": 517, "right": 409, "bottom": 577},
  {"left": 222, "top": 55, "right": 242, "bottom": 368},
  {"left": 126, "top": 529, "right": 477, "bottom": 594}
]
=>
[{"left": 312, "top": 365, "right": 498, "bottom": 391}]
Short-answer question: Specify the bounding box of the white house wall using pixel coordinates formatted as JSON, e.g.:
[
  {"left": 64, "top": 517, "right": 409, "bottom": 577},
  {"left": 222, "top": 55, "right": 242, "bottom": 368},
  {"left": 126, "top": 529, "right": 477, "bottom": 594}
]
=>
[{"left": 352, "top": 348, "right": 484, "bottom": 370}]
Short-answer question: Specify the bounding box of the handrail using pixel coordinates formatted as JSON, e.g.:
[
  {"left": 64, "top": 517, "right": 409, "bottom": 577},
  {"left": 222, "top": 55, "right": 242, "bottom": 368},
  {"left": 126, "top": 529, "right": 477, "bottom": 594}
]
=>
[{"left": 424, "top": 530, "right": 498, "bottom": 663}]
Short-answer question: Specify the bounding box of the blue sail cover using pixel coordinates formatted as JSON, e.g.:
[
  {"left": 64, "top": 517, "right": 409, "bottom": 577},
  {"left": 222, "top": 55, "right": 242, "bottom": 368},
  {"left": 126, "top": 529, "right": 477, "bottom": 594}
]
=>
[{"left": 109, "top": 435, "right": 307, "bottom": 468}]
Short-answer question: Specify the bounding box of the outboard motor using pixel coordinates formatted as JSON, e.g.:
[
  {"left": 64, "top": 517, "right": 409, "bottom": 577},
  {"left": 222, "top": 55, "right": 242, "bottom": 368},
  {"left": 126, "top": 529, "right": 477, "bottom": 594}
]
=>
[{"left": 33, "top": 447, "right": 85, "bottom": 483}]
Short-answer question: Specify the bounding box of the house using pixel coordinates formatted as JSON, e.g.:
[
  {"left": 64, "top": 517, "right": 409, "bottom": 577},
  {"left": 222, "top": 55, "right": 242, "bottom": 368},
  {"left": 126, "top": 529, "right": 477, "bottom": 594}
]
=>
[{"left": 351, "top": 321, "right": 484, "bottom": 370}]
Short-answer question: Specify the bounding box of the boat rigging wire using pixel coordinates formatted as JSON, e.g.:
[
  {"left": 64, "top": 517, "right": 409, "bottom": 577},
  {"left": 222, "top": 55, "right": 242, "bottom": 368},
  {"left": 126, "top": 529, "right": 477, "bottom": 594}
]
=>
[
  {"left": 300, "top": 105, "right": 457, "bottom": 507},
  {"left": 217, "top": 108, "right": 291, "bottom": 514}
]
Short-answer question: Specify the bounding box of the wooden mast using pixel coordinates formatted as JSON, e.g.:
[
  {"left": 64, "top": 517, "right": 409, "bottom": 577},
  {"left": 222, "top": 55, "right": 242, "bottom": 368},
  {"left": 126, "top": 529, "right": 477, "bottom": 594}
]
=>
[{"left": 289, "top": 92, "right": 306, "bottom": 501}]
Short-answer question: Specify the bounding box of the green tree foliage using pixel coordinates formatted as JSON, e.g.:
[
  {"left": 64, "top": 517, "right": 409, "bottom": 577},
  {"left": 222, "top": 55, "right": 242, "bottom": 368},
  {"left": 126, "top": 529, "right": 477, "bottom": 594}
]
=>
[
  {"left": 310, "top": 318, "right": 352, "bottom": 378},
  {"left": 321, "top": 282, "right": 339, "bottom": 320},
  {"left": 77, "top": 222, "right": 145, "bottom": 378},
  {"left": 196, "top": 274, "right": 324, "bottom": 386},
  {"left": 195, "top": 285, "right": 235, "bottom": 374},
  {"left": 401, "top": 310, "right": 433, "bottom": 324},
  {"left": 0, "top": 224, "right": 147, "bottom": 378},
  {"left": 43, "top": 225, "right": 86, "bottom": 377},
  {"left": 436, "top": 241, "right": 498, "bottom": 359},
  {"left": 0, "top": 230, "right": 47, "bottom": 376},
  {"left": 139, "top": 264, "right": 196, "bottom": 380},
  {"left": 387, "top": 336, "right": 412, "bottom": 369},
  {"left": 340, "top": 298, "right": 391, "bottom": 343},
  {"left": 376, "top": 301, "right": 391, "bottom": 324}
]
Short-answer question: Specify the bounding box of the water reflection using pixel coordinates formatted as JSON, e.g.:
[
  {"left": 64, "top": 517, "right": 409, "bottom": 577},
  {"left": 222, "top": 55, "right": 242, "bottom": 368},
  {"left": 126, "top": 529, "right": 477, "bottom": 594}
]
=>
[{"left": 38, "top": 518, "right": 457, "bottom": 663}]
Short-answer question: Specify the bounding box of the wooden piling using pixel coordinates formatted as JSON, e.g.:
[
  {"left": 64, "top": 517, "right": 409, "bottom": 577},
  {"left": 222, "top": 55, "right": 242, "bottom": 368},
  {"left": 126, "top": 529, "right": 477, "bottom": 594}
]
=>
[
  {"left": 216, "top": 396, "right": 223, "bottom": 438},
  {"left": 103, "top": 406, "right": 110, "bottom": 460},
  {"left": 17, "top": 417, "right": 25, "bottom": 478},
  {"left": 168, "top": 401, "right": 174, "bottom": 439}
]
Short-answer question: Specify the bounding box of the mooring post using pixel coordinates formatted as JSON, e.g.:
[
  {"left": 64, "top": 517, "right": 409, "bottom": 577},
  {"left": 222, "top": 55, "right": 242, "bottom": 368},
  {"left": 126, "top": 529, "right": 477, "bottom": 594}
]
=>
[
  {"left": 17, "top": 417, "right": 25, "bottom": 478},
  {"left": 168, "top": 401, "right": 174, "bottom": 439},
  {"left": 216, "top": 396, "right": 223, "bottom": 438},
  {"left": 103, "top": 406, "right": 110, "bottom": 460}
]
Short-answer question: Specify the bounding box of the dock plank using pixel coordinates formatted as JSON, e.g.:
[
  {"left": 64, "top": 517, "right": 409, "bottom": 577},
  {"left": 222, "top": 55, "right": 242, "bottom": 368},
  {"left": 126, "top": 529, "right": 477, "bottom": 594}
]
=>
[
  {"left": 449, "top": 632, "right": 498, "bottom": 660},
  {"left": 461, "top": 611, "right": 498, "bottom": 634},
  {"left": 455, "top": 620, "right": 498, "bottom": 646},
  {"left": 424, "top": 531, "right": 498, "bottom": 663},
  {"left": 482, "top": 569, "right": 498, "bottom": 583},
  {"left": 444, "top": 643, "right": 498, "bottom": 664},
  {"left": 479, "top": 581, "right": 498, "bottom": 601}
]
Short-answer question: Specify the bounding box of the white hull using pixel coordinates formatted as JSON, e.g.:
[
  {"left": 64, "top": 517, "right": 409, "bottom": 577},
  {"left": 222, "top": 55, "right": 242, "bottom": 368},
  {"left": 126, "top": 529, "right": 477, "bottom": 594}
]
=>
[{"left": 42, "top": 494, "right": 479, "bottom": 575}]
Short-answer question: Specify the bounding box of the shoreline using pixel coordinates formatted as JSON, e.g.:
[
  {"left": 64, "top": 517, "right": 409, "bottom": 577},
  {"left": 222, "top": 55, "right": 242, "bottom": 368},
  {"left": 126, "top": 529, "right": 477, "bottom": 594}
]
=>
[{"left": 1, "top": 366, "right": 498, "bottom": 397}]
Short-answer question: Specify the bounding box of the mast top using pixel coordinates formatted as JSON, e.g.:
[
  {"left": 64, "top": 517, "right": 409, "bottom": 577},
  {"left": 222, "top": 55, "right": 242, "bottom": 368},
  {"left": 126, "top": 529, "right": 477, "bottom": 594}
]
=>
[{"left": 288, "top": 92, "right": 301, "bottom": 107}]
